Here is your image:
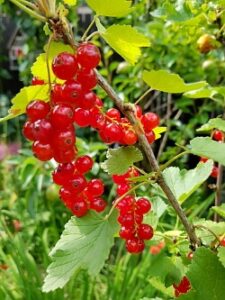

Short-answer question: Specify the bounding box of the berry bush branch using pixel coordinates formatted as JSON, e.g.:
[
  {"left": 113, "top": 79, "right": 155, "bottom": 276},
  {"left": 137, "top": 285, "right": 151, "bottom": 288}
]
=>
[{"left": 97, "top": 72, "right": 200, "bottom": 247}]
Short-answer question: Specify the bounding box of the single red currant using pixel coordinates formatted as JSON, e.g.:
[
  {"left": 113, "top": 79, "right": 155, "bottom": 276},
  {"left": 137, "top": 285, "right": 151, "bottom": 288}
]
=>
[
  {"left": 32, "top": 141, "right": 53, "bottom": 161},
  {"left": 77, "top": 43, "right": 101, "bottom": 69},
  {"left": 141, "top": 112, "right": 160, "bottom": 132},
  {"left": 74, "top": 155, "right": 93, "bottom": 174},
  {"left": 52, "top": 52, "right": 78, "bottom": 80},
  {"left": 77, "top": 68, "right": 98, "bottom": 90},
  {"left": 137, "top": 224, "right": 154, "bottom": 240},
  {"left": 51, "top": 104, "right": 74, "bottom": 129},
  {"left": 90, "top": 197, "right": 107, "bottom": 212},
  {"left": 136, "top": 198, "right": 151, "bottom": 214},
  {"left": 213, "top": 130, "right": 223, "bottom": 141},
  {"left": 87, "top": 179, "right": 104, "bottom": 197},
  {"left": 26, "top": 100, "right": 50, "bottom": 122}
]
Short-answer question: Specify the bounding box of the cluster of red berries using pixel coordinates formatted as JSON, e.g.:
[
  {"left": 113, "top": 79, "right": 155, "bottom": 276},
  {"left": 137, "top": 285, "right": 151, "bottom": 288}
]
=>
[
  {"left": 52, "top": 156, "right": 106, "bottom": 217},
  {"left": 113, "top": 168, "right": 154, "bottom": 253},
  {"left": 200, "top": 129, "right": 224, "bottom": 178},
  {"left": 173, "top": 276, "right": 191, "bottom": 297}
]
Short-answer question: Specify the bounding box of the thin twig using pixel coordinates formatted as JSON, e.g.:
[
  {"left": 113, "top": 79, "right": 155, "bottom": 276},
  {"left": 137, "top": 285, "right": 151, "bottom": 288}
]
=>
[{"left": 214, "top": 164, "right": 223, "bottom": 222}]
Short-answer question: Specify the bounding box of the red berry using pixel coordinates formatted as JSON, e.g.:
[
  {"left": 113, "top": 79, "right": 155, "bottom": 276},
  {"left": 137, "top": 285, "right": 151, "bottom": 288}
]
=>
[
  {"left": 145, "top": 131, "right": 156, "bottom": 144},
  {"left": 53, "top": 147, "right": 77, "bottom": 163},
  {"left": 26, "top": 100, "right": 50, "bottom": 122},
  {"left": 32, "top": 119, "right": 53, "bottom": 143},
  {"left": 106, "top": 108, "right": 121, "bottom": 121},
  {"left": 62, "top": 80, "right": 83, "bottom": 106},
  {"left": 104, "top": 123, "right": 124, "bottom": 143},
  {"left": 200, "top": 157, "right": 208, "bottom": 163},
  {"left": 87, "top": 179, "right": 104, "bottom": 197},
  {"left": 116, "top": 195, "right": 135, "bottom": 213},
  {"left": 66, "top": 174, "right": 87, "bottom": 193},
  {"left": 90, "top": 197, "right": 107, "bottom": 212},
  {"left": 23, "top": 121, "right": 35, "bottom": 141},
  {"left": 135, "top": 105, "right": 142, "bottom": 118},
  {"left": 118, "top": 213, "right": 134, "bottom": 227},
  {"left": 123, "top": 130, "right": 138, "bottom": 145},
  {"left": 90, "top": 113, "right": 106, "bottom": 130},
  {"left": 173, "top": 276, "right": 191, "bottom": 294},
  {"left": 220, "top": 237, "right": 225, "bottom": 247},
  {"left": 75, "top": 155, "right": 93, "bottom": 174},
  {"left": 137, "top": 224, "right": 154, "bottom": 240},
  {"left": 59, "top": 187, "right": 74, "bottom": 208},
  {"left": 51, "top": 104, "right": 74, "bottom": 129},
  {"left": 213, "top": 130, "right": 223, "bottom": 141},
  {"left": 52, "top": 52, "right": 78, "bottom": 80},
  {"left": 72, "top": 199, "right": 88, "bottom": 217},
  {"left": 52, "top": 128, "right": 76, "bottom": 150},
  {"left": 32, "top": 141, "right": 53, "bottom": 161},
  {"left": 52, "top": 163, "right": 75, "bottom": 185},
  {"left": 51, "top": 84, "right": 63, "bottom": 105},
  {"left": 134, "top": 213, "right": 143, "bottom": 224},
  {"left": 116, "top": 183, "right": 131, "bottom": 196},
  {"left": 80, "top": 91, "right": 97, "bottom": 110},
  {"left": 141, "top": 112, "right": 160, "bottom": 132},
  {"left": 211, "top": 166, "right": 219, "bottom": 178},
  {"left": 187, "top": 252, "right": 194, "bottom": 259},
  {"left": 74, "top": 108, "right": 91, "bottom": 127},
  {"left": 112, "top": 173, "right": 128, "bottom": 184},
  {"left": 119, "top": 226, "right": 135, "bottom": 239},
  {"left": 126, "top": 238, "right": 145, "bottom": 253},
  {"left": 136, "top": 198, "right": 151, "bottom": 214},
  {"left": 77, "top": 68, "right": 98, "bottom": 90},
  {"left": 77, "top": 43, "right": 101, "bottom": 69},
  {"left": 32, "top": 77, "right": 44, "bottom": 85}
]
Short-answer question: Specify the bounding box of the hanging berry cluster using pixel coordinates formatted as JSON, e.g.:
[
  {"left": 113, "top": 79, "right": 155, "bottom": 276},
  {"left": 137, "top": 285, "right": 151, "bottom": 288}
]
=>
[
  {"left": 113, "top": 167, "right": 154, "bottom": 253},
  {"left": 22, "top": 42, "right": 160, "bottom": 253},
  {"left": 200, "top": 129, "right": 224, "bottom": 178}
]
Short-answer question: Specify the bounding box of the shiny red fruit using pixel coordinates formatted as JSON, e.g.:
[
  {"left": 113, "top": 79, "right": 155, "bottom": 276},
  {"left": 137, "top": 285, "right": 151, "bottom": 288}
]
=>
[
  {"left": 52, "top": 52, "right": 78, "bottom": 80},
  {"left": 77, "top": 43, "right": 101, "bottom": 69},
  {"left": 26, "top": 100, "right": 50, "bottom": 122},
  {"left": 141, "top": 112, "right": 160, "bottom": 132},
  {"left": 32, "top": 141, "right": 53, "bottom": 161},
  {"left": 137, "top": 224, "right": 154, "bottom": 240},
  {"left": 126, "top": 238, "right": 145, "bottom": 253},
  {"left": 74, "top": 155, "right": 93, "bottom": 174}
]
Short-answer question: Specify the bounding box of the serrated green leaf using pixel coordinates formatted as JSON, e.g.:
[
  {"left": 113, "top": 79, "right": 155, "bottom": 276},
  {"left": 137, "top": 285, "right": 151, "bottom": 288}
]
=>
[
  {"left": 189, "top": 137, "right": 225, "bottom": 166},
  {"left": 197, "top": 118, "right": 225, "bottom": 132},
  {"left": 218, "top": 247, "right": 225, "bottom": 269},
  {"left": 0, "top": 85, "right": 49, "bottom": 122},
  {"left": 195, "top": 220, "right": 225, "bottom": 245},
  {"left": 179, "top": 248, "right": 225, "bottom": 300},
  {"left": 101, "top": 146, "right": 143, "bottom": 175},
  {"left": 142, "top": 70, "right": 207, "bottom": 94},
  {"left": 162, "top": 160, "right": 213, "bottom": 203},
  {"left": 184, "top": 86, "right": 225, "bottom": 105},
  {"left": 96, "top": 20, "right": 150, "bottom": 65},
  {"left": 63, "top": 0, "right": 77, "bottom": 6},
  {"left": 31, "top": 41, "right": 74, "bottom": 82},
  {"left": 211, "top": 204, "right": 225, "bottom": 219},
  {"left": 87, "top": 0, "right": 133, "bottom": 17},
  {"left": 42, "top": 212, "right": 118, "bottom": 292}
]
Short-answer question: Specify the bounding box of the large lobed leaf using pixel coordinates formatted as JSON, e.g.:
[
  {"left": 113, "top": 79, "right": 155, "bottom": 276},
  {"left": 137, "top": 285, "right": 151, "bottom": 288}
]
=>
[
  {"left": 101, "top": 146, "right": 143, "bottom": 175},
  {"left": 86, "top": 0, "right": 133, "bottom": 17},
  {"left": 96, "top": 19, "right": 150, "bottom": 65},
  {"left": 0, "top": 85, "right": 49, "bottom": 122},
  {"left": 189, "top": 137, "right": 225, "bottom": 166},
  {"left": 142, "top": 70, "right": 207, "bottom": 94},
  {"left": 162, "top": 160, "right": 213, "bottom": 203},
  {"left": 42, "top": 212, "right": 118, "bottom": 292},
  {"left": 179, "top": 248, "right": 225, "bottom": 300},
  {"left": 197, "top": 118, "right": 225, "bottom": 133}
]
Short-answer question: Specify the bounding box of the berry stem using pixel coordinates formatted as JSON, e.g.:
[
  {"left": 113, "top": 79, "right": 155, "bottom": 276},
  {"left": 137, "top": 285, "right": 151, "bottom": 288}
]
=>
[
  {"left": 46, "top": 34, "right": 54, "bottom": 93},
  {"left": 134, "top": 88, "right": 153, "bottom": 105},
  {"left": 96, "top": 71, "right": 200, "bottom": 248},
  {"left": 159, "top": 150, "right": 190, "bottom": 171},
  {"left": 214, "top": 164, "right": 223, "bottom": 222},
  {"left": 81, "top": 17, "right": 97, "bottom": 41},
  {"left": 9, "top": 0, "right": 47, "bottom": 22}
]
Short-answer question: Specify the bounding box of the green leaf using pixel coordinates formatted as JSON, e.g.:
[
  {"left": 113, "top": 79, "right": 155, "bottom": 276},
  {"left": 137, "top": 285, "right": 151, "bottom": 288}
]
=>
[
  {"left": 42, "top": 212, "right": 118, "bottom": 292},
  {"left": 189, "top": 137, "right": 225, "bottom": 166},
  {"left": 162, "top": 160, "right": 213, "bottom": 203},
  {"left": 142, "top": 70, "right": 207, "bottom": 94},
  {"left": 87, "top": 0, "right": 133, "bottom": 17},
  {"left": 101, "top": 146, "right": 143, "bottom": 175},
  {"left": 0, "top": 85, "right": 49, "bottom": 122},
  {"left": 184, "top": 86, "right": 225, "bottom": 104},
  {"left": 179, "top": 248, "right": 225, "bottom": 300},
  {"left": 63, "top": 0, "right": 77, "bottom": 6},
  {"left": 218, "top": 247, "right": 225, "bottom": 269},
  {"left": 197, "top": 118, "right": 225, "bottom": 132},
  {"left": 31, "top": 41, "right": 73, "bottom": 82},
  {"left": 149, "top": 277, "right": 173, "bottom": 297},
  {"left": 211, "top": 204, "right": 225, "bottom": 219},
  {"left": 96, "top": 20, "right": 150, "bottom": 65}
]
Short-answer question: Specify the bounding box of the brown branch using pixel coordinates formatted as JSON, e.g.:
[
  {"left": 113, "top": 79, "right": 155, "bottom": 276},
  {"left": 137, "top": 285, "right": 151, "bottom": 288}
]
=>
[{"left": 97, "top": 72, "right": 200, "bottom": 247}]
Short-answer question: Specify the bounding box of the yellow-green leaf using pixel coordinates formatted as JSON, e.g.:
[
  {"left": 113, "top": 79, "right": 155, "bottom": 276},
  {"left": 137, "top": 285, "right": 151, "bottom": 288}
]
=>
[
  {"left": 153, "top": 127, "right": 167, "bottom": 140},
  {"left": 63, "top": 0, "right": 77, "bottom": 6},
  {"left": 96, "top": 21, "right": 150, "bottom": 65},
  {"left": 143, "top": 70, "right": 207, "bottom": 94},
  {"left": 86, "top": 0, "right": 133, "bottom": 17},
  {"left": 31, "top": 41, "right": 74, "bottom": 82},
  {"left": 0, "top": 85, "right": 49, "bottom": 122}
]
